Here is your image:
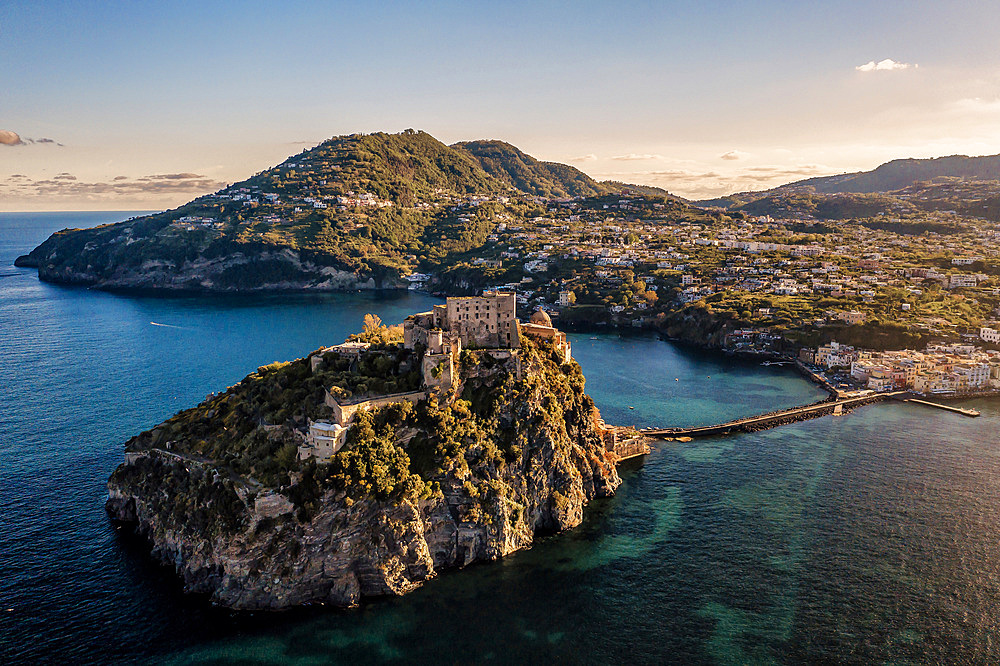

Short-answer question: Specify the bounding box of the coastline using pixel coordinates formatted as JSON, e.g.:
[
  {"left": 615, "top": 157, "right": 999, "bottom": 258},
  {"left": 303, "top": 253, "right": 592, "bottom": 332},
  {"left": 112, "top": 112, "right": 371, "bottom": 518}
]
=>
[{"left": 15, "top": 258, "right": 1000, "bottom": 406}]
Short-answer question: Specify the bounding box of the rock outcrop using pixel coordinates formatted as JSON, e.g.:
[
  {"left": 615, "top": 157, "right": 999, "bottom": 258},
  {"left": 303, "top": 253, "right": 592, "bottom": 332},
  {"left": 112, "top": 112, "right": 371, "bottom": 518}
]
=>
[{"left": 106, "top": 337, "right": 621, "bottom": 609}]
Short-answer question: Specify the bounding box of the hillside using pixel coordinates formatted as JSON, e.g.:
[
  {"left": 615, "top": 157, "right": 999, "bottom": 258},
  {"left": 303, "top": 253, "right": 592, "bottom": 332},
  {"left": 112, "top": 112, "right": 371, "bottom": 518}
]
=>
[
  {"left": 698, "top": 153, "right": 1000, "bottom": 212},
  {"left": 452, "top": 140, "right": 614, "bottom": 198},
  {"left": 697, "top": 153, "right": 1000, "bottom": 219},
  {"left": 700, "top": 178, "right": 1000, "bottom": 229},
  {"left": 15, "top": 130, "right": 690, "bottom": 292},
  {"left": 782, "top": 154, "right": 1000, "bottom": 194}
]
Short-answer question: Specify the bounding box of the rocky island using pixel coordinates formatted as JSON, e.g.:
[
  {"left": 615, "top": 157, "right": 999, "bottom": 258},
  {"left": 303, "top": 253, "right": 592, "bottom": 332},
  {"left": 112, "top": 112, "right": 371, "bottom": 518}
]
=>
[{"left": 106, "top": 293, "right": 644, "bottom": 609}]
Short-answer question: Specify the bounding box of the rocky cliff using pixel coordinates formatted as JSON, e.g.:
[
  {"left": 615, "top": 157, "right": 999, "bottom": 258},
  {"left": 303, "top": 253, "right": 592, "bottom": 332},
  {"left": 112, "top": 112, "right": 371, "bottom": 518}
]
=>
[{"left": 106, "top": 336, "right": 621, "bottom": 609}]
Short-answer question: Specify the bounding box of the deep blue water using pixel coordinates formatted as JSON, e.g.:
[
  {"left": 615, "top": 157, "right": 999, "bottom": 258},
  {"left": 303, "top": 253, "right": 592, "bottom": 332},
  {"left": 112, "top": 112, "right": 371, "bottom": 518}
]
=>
[{"left": 2, "top": 212, "right": 1000, "bottom": 664}]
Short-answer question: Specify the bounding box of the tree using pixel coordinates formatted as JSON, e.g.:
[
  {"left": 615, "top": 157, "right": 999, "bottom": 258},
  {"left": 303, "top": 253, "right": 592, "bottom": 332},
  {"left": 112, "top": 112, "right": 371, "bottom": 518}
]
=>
[{"left": 363, "top": 313, "right": 383, "bottom": 336}]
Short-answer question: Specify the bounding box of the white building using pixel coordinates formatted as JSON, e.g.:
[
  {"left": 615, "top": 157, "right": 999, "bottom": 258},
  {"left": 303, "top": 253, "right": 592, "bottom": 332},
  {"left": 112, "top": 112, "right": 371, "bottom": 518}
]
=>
[
  {"left": 948, "top": 274, "right": 977, "bottom": 289},
  {"left": 298, "top": 421, "right": 349, "bottom": 460}
]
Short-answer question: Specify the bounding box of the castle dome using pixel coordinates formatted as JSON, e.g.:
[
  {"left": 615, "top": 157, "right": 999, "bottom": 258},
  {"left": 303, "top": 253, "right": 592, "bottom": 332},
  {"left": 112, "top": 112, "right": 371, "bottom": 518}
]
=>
[{"left": 529, "top": 309, "right": 552, "bottom": 327}]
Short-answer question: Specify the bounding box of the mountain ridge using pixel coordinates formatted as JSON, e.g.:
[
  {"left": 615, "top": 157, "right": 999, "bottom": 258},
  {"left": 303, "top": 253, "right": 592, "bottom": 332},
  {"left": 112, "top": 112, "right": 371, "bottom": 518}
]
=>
[{"left": 698, "top": 152, "right": 1000, "bottom": 208}]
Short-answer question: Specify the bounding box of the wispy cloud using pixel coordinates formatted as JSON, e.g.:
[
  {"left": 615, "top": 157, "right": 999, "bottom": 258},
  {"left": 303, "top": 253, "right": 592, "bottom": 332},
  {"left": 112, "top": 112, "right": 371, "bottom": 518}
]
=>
[
  {"left": 720, "top": 150, "right": 748, "bottom": 161},
  {"left": 611, "top": 153, "right": 664, "bottom": 161},
  {"left": 593, "top": 162, "right": 835, "bottom": 199},
  {"left": 137, "top": 172, "right": 204, "bottom": 181},
  {"left": 568, "top": 153, "right": 598, "bottom": 162},
  {"left": 950, "top": 97, "right": 1000, "bottom": 115},
  {"left": 855, "top": 58, "right": 915, "bottom": 72},
  {"left": 2, "top": 173, "right": 225, "bottom": 200}
]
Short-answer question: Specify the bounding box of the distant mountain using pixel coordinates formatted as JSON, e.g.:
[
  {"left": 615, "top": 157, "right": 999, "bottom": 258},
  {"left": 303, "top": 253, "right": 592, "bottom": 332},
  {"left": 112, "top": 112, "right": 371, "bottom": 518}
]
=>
[
  {"left": 696, "top": 177, "right": 1000, "bottom": 231},
  {"left": 781, "top": 154, "right": 1000, "bottom": 194},
  {"left": 599, "top": 180, "right": 674, "bottom": 198},
  {"left": 451, "top": 140, "right": 615, "bottom": 198},
  {"left": 697, "top": 153, "right": 1000, "bottom": 209},
  {"left": 694, "top": 152, "right": 1000, "bottom": 226}
]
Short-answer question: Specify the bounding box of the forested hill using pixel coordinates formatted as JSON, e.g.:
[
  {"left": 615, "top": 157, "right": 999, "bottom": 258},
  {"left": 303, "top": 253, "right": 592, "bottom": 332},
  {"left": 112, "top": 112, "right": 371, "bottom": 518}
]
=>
[
  {"left": 452, "top": 140, "right": 615, "bottom": 198},
  {"left": 781, "top": 154, "right": 1000, "bottom": 194},
  {"left": 699, "top": 153, "right": 1000, "bottom": 208},
  {"left": 695, "top": 152, "right": 1000, "bottom": 224},
  {"left": 16, "top": 129, "right": 694, "bottom": 292},
  {"left": 247, "top": 130, "right": 508, "bottom": 205}
]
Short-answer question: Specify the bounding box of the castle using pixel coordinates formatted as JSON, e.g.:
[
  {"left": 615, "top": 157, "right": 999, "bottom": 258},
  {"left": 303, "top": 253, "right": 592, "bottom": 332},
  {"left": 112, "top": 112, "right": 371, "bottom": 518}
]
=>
[
  {"left": 403, "top": 291, "right": 571, "bottom": 388},
  {"left": 300, "top": 291, "right": 571, "bottom": 460},
  {"left": 404, "top": 291, "right": 521, "bottom": 352}
]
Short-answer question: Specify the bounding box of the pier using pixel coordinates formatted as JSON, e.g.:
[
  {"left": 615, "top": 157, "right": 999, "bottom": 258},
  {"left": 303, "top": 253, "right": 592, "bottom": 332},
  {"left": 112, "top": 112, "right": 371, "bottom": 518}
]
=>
[
  {"left": 899, "top": 397, "right": 980, "bottom": 417},
  {"left": 641, "top": 391, "right": 906, "bottom": 439}
]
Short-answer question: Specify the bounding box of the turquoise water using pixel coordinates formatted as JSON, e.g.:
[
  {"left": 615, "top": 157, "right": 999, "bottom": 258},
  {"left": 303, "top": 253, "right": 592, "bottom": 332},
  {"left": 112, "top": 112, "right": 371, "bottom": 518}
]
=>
[{"left": 2, "top": 212, "right": 999, "bottom": 664}]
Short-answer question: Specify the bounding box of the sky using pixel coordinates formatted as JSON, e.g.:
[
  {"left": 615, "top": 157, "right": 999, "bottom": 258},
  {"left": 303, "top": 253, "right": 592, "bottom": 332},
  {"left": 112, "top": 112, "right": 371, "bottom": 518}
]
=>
[{"left": 3, "top": 0, "right": 1000, "bottom": 211}]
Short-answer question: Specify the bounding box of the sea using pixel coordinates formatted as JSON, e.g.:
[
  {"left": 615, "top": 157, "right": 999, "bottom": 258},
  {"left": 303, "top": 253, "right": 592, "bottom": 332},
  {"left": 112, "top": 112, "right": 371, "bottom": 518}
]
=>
[{"left": 2, "top": 211, "right": 999, "bottom": 664}]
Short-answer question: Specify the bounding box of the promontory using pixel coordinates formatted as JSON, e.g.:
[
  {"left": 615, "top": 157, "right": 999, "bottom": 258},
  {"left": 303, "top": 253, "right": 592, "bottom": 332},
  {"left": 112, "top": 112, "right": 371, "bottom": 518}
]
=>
[{"left": 106, "top": 293, "right": 646, "bottom": 609}]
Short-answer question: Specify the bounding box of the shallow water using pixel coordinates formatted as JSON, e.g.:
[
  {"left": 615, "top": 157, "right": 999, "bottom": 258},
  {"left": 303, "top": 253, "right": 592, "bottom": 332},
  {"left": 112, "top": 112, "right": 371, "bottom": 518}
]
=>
[{"left": 2, "top": 212, "right": 999, "bottom": 664}]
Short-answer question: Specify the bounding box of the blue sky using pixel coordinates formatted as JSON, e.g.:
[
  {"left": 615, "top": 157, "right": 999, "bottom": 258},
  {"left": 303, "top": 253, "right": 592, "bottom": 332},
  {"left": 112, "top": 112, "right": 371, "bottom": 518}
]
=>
[{"left": 3, "top": 0, "right": 1000, "bottom": 209}]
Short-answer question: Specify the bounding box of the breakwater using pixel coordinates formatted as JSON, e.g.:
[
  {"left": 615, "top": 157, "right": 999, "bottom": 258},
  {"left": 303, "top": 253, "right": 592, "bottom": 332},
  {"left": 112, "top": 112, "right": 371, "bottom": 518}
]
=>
[{"left": 642, "top": 392, "right": 904, "bottom": 439}]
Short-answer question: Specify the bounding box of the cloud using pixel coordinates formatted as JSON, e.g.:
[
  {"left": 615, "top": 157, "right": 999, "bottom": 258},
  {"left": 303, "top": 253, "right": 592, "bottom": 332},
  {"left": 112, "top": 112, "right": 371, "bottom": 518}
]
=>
[
  {"left": 2, "top": 172, "right": 225, "bottom": 200},
  {"left": 950, "top": 97, "right": 1000, "bottom": 116},
  {"left": 720, "top": 150, "right": 748, "bottom": 161},
  {"left": 137, "top": 172, "right": 204, "bottom": 180},
  {"left": 611, "top": 153, "right": 664, "bottom": 161},
  {"left": 0, "top": 129, "right": 63, "bottom": 146},
  {"left": 0, "top": 130, "right": 24, "bottom": 146},
  {"left": 591, "top": 162, "right": 837, "bottom": 200},
  {"left": 744, "top": 166, "right": 822, "bottom": 175},
  {"left": 855, "top": 58, "right": 914, "bottom": 72},
  {"left": 568, "top": 153, "right": 598, "bottom": 162}
]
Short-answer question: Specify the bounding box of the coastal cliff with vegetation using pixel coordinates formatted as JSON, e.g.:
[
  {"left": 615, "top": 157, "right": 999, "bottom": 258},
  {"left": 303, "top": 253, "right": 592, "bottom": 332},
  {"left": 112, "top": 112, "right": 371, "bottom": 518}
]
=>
[{"left": 105, "top": 325, "right": 622, "bottom": 610}]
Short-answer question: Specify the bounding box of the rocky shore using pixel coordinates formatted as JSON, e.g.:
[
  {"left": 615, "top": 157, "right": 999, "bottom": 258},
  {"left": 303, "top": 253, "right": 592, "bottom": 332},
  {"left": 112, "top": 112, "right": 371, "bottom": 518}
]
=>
[{"left": 105, "top": 336, "right": 621, "bottom": 610}]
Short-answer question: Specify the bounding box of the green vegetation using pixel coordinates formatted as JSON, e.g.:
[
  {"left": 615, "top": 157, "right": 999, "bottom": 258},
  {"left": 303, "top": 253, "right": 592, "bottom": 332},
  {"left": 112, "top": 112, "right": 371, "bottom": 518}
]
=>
[
  {"left": 22, "top": 130, "right": 640, "bottom": 289},
  {"left": 452, "top": 140, "right": 614, "bottom": 198},
  {"left": 135, "top": 339, "right": 421, "bottom": 488},
  {"left": 124, "top": 319, "right": 596, "bottom": 531}
]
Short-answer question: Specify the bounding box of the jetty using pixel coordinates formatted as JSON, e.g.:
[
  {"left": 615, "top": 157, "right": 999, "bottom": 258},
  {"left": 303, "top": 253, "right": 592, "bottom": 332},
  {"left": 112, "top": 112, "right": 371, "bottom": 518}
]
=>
[
  {"left": 642, "top": 391, "right": 906, "bottom": 439},
  {"left": 899, "top": 397, "right": 980, "bottom": 417}
]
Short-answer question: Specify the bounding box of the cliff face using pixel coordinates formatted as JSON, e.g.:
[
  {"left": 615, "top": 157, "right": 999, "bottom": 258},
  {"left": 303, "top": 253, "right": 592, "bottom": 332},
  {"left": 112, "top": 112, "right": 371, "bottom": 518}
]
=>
[
  {"left": 17, "top": 234, "right": 385, "bottom": 292},
  {"left": 106, "top": 338, "right": 621, "bottom": 609},
  {"left": 660, "top": 303, "right": 733, "bottom": 348}
]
